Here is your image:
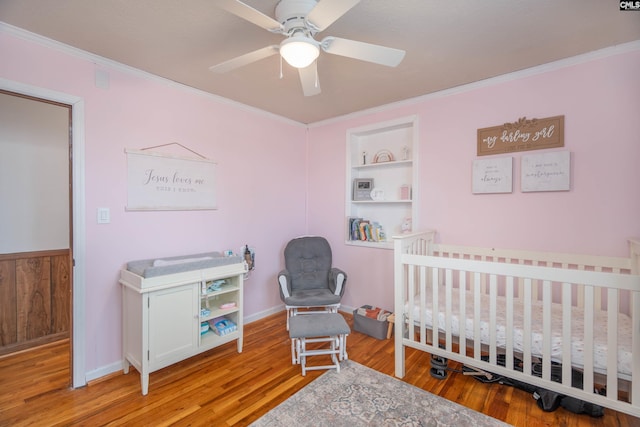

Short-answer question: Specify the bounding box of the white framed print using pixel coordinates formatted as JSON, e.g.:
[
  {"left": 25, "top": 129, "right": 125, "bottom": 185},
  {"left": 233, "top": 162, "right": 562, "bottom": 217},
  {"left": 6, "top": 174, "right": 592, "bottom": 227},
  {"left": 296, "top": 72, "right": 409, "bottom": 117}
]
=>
[
  {"left": 472, "top": 157, "right": 513, "bottom": 194},
  {"left": 521, "top": 151, "right": 570, "bottom": 192}
]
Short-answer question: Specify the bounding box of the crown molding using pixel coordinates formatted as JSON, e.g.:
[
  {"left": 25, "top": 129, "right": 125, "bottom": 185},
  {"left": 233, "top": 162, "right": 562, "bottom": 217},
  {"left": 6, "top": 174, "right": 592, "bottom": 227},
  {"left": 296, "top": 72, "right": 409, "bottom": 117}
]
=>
[
  {"left": 0, "top": 22, "right": 306, "bottom": 128},
  {"left": 3, "top": 22, "right": 638, "bottom": 129},
  {"left": 309, "top": 39, "right": 640, "bottom": 128}
]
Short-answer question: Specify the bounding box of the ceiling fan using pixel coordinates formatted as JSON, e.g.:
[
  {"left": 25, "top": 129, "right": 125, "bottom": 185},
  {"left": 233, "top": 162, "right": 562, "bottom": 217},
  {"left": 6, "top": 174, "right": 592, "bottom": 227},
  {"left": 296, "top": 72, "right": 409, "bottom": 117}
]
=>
[{"left": 210, "top": 0, "right": 406, "bottom": 96}]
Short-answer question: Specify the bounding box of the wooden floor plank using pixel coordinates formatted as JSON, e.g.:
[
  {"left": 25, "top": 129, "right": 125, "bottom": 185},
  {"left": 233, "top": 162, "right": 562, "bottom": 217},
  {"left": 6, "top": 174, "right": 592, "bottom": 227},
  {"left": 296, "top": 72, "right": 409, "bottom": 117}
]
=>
[{"left": 1, "top": 311, "right": 639, "bottom": 426}]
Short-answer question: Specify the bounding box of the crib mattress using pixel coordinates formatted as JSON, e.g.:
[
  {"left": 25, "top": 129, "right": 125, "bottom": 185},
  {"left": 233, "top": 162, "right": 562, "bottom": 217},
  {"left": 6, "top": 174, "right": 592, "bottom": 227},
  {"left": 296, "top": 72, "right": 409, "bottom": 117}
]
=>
[{"left": 406, "top": 286, "right": 633, "bottom": 377}]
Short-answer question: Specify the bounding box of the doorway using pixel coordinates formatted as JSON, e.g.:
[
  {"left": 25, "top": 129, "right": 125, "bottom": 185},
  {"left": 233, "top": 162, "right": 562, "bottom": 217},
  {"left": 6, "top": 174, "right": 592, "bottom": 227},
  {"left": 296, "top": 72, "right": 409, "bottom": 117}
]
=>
[
  {"left": 0, "top": 79, "right": 86, "bottom": 388},
  {"left": 0, "top": 89, "right": 71, "bottom": 381}
]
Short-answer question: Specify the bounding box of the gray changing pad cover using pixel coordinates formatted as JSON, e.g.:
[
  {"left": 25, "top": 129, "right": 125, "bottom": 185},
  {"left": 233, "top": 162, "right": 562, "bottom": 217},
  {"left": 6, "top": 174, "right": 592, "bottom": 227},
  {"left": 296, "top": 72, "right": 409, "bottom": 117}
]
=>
[{"left": 127, "top": 252, "right": 244, "bottom": 278}]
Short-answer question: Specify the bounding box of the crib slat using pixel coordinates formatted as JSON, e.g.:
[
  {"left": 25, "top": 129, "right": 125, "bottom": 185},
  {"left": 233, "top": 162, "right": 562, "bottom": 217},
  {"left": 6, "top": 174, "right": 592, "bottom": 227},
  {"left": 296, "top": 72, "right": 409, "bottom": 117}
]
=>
[
  {"left": 506, "top": 276, "right": 514, "bottom": 371},
  {"left": 607, "top": 288, "right": 619, "bottom": 398},
  {"left": 583, "top": 286, "right": 595, "bottom": 393},
  {"left": 523, "top": 278, "right": 532, "bottom": 376},
  {"left": 577, "top": 264, "right": 585, "bottom": 309},
  {"left": 532, "top": 279, "right": 539, "bottom": 305},
  {"left": 407, "top": 264, "right": 415, "bottom": 342},
  {"left": 422, "top": 266, "right": 430, "bottom": 346},
  {"left": 633, "top": 290, "right": 640, "bottom": 407},
  {"left": 561, "top": 282, "right": 572, "bottom": 387},
  {"left": 542, "top": 280, "right": 551, "bottom": 382},
  {"left": 445, "top": 269, "right": 453, "bottom": 352},
  {"left": 489, "top": 274, "right": 497, "bottom": 365},
  {"left": 516, "top": 258, "right": 526, "bottom": 308},
  {"left": 473, "top": 272, "right": 481, "bottom": 359},
  {"left": 595, "top": 266, "right": 603, "bottom": 310},
  {"left": 416, "top": 265, "right": 422, "bottom": 344},
  {"left": 430, "top": 266, "right": 439, "bottom": 347},
  {"left": 459, "top": 270, "right": 467, "bottom": 356}
]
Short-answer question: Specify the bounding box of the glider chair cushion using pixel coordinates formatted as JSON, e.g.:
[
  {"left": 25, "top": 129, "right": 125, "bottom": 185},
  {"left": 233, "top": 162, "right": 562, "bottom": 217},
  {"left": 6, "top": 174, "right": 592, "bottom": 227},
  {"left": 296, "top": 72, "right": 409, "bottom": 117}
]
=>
[{"left": 278, "top": 236, "right": 347, "bottom": 328}]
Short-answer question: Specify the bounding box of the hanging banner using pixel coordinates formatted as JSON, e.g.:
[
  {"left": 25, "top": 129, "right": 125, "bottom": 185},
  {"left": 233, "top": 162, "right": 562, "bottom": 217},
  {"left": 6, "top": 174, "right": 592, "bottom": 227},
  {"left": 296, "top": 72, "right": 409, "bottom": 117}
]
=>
[
  {"left": 125, "top": 149, "right": 217, "bottom": 211},
  {"left": 477, "top": 115, "right": 564, "bottom": 156}
]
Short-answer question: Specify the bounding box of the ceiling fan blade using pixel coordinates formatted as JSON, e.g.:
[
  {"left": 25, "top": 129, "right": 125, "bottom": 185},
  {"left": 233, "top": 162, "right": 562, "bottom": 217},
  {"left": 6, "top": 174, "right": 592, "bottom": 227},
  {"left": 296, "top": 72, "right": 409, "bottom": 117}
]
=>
[
  {"left": 321, "top": 36, "right": 405, "bottom": 67},
  {"left": 209, "top": 45, "right": 279, "bottom": 73},
  {"left": 215, "top": 0, "right": 283, "bottom": 32},
  {"left": 298, "top": 62, "right": 321, "bottom": 97},
  {"left": 306, "top": 0, "right": 360, "bottom": 31}
]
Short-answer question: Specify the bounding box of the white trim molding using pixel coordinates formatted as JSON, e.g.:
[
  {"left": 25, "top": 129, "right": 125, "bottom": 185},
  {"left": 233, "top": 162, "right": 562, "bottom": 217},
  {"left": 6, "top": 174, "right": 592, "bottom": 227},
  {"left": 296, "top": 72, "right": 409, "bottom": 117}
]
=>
[{"left": 0, "top": 77, "right": 87, "bottom": 388}]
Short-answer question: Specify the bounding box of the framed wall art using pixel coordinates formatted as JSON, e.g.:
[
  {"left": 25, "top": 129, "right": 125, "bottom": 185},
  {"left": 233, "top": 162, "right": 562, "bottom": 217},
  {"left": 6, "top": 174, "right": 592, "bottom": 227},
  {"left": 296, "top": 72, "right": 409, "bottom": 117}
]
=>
[
  {"left": 472, "top": 157, "right": 513, "bottom": 194},
  {"left": 521, "top": 151, "right": 570, "bottom": 192}
]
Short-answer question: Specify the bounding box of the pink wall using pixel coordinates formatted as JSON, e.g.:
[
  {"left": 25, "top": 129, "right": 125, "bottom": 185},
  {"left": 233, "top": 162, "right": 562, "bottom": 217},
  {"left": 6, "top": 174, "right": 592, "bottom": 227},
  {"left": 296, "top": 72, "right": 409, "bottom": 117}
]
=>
[
  {"left": 2, "top": 27, "right": 639, "bottom": 379},
  {"left": 1, "top": 31, "right": 308, "bottom": 374},
  {"left": 307, "top": 48, "right": 640, "bottom": 312}
]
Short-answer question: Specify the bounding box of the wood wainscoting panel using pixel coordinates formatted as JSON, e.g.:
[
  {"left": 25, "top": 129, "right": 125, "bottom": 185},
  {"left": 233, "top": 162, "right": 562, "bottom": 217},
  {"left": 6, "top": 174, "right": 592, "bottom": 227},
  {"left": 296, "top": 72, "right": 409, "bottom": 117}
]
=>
[
  {"left": 51, "top": 254, "right": 71, "bottom": 334},
  {"left": 0, "top": 250, "right": 70, "bottom": 355},
  {"left": 0, "top": 260, "right": 17, "bottom": 346},
  {"left": 16, "top": 257, "right": 52, "bottom": 342}
]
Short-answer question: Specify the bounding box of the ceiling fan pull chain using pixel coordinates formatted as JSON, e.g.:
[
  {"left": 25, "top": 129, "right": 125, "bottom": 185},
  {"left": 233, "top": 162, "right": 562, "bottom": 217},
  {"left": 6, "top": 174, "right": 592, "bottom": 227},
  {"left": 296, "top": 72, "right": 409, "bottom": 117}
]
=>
[{"left": 279, "top": 55, "right": 283, "bottom": 79}]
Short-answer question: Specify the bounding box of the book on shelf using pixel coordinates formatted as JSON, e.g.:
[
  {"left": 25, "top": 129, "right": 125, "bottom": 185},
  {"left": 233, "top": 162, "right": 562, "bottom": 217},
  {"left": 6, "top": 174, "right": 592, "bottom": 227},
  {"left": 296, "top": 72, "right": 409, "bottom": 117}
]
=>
[{"left": 348, "top": 217, "right": 385, "bottom": 242}]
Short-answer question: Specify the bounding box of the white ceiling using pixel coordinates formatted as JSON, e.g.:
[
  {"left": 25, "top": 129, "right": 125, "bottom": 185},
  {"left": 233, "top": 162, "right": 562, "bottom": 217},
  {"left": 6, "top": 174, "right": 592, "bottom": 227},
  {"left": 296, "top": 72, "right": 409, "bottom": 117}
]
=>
[{"left": 1, "top": 0, "right": 639, "bottom": 124}]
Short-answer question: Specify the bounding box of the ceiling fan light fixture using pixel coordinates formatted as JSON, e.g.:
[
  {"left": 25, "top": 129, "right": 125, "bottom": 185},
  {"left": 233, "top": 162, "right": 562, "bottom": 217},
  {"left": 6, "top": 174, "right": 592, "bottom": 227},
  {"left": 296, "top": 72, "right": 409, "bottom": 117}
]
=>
[{"left": 280, "top": 35, "right": 319, "bottom": 68}]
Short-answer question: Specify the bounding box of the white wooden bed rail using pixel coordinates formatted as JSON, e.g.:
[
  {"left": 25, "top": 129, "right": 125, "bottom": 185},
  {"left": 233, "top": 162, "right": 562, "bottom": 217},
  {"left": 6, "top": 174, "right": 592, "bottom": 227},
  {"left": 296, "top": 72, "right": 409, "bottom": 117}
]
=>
[{"left": 393, "top": 231, "right": 640, "bottom": 418}]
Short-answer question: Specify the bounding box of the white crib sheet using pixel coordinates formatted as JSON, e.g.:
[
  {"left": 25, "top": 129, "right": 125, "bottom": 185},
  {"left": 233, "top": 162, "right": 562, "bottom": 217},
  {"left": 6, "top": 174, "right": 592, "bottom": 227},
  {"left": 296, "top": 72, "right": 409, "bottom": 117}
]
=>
[{"left": 407, "top": 286, "right": 633, "bottom": 377}]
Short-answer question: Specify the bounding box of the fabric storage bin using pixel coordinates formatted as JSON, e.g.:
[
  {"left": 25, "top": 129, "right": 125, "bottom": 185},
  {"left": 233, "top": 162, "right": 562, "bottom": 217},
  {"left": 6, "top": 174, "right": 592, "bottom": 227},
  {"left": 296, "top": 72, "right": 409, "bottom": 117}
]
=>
[{"left": 353, "top": 305, "right": 390, "bottom": 340}]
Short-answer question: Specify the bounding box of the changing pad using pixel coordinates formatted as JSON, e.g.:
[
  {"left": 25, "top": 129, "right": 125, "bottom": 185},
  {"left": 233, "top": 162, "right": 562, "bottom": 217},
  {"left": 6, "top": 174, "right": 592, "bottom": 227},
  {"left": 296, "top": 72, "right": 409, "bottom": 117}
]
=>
[{"left": 127, "top": 252, "right": 243, "bottom": 278}]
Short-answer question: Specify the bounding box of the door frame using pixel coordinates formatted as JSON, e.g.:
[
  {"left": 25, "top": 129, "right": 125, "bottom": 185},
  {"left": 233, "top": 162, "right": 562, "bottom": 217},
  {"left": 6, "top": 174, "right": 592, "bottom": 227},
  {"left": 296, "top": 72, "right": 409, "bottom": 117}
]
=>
[{"left": 0, "top": 77, "right": 86, "bottom": 388}]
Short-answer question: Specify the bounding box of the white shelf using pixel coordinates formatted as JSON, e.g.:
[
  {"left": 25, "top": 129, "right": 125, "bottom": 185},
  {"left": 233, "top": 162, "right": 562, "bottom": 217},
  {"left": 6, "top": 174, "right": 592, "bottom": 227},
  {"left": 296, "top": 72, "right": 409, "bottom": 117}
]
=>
[
  {"left": 345, "top": 115, "right": 418, "bottom": 247},
  {"left": 200, "top": 330, "right": 239, "bottom": 348},
  {"left": 344, "top": 240, "right": 393, "bottom": 249},
  {"left": 200, "top": 306, "right": 239, "bottom": 322},
  {"left": 351, "top": 159, "right": 413, "bottom": 169},
  {"left": 351, "top": 200, "right": 412, "bottom": 204},
  {"left": 201, "top": 283, "right": 239, "bottom": 298}
]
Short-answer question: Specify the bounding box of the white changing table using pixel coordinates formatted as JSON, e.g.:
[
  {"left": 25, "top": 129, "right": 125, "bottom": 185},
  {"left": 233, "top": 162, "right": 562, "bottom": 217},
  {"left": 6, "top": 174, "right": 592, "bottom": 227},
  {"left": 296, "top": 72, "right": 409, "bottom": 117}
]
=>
[{"left": 119, "top": 253, "right": 247, "bottom": 395}]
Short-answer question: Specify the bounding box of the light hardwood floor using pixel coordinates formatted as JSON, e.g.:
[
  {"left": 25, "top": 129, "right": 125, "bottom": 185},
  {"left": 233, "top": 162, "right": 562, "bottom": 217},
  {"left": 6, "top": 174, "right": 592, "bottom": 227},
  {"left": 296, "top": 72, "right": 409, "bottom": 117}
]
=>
[{"left": 1, "top": 311, "right": 639, "bottom": 426}]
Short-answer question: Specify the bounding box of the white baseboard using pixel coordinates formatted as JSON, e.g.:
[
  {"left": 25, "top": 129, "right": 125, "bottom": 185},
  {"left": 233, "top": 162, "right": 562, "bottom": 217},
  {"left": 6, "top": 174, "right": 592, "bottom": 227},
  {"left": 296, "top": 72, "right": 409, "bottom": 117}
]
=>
[
  {"left": 85, "top": 360, "right": 124, "bottom": 383},
  {"left": 84, "top": 305, "right": 287, "bottom": 384},
  {"left": 244, "top": 304, "right": 356, "bottom": 322},
  {"left": 85, "top": 304, "right": 352, "bottom": 384},
  {"left": 244, "top": 305, "right": 286, "bottom": 324},
  {"left": 339, "top": 304, "right": 356, "bottom": 314}
]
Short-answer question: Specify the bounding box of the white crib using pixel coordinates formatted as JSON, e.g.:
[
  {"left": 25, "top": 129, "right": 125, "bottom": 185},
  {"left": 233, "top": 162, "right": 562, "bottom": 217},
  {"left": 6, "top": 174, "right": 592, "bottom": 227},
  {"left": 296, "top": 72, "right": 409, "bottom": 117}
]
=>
[{"left": 393, "top": 230, "right": 640, "bottom": 418}]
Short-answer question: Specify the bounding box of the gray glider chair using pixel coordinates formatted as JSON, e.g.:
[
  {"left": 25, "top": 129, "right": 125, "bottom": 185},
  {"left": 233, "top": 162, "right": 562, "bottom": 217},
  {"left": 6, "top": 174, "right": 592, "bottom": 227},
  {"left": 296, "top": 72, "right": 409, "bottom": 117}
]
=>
[{"left": 278, "top": 236, "right": 347, "bottom": 329}]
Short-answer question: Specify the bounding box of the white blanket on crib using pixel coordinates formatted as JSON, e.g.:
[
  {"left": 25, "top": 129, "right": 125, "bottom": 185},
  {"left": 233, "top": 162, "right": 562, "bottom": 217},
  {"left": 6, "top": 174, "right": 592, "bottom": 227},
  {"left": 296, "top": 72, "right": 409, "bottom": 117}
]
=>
[{"left": 406, "top": 286, "right": 633, "bottom": 377}]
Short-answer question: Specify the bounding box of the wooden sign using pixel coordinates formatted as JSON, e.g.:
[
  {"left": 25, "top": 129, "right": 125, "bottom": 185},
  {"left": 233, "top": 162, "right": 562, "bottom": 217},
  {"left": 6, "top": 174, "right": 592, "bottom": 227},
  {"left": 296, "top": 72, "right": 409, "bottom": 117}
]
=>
[{"left": 477, "top": 115, "right": 564, "bottom": 156}]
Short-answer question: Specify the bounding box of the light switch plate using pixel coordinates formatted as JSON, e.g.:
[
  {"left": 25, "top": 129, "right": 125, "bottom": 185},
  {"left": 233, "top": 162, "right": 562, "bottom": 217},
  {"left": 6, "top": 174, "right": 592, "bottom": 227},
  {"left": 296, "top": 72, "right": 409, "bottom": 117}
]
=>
[{"left": 97, "top": 207, "right": 110, "bottom": 224}]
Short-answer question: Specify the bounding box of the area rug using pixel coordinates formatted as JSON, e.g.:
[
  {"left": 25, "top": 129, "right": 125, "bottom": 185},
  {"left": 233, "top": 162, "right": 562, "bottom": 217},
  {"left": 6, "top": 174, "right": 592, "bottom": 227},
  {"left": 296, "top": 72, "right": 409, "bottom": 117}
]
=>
[{"left": 251, "top": 360, "right": 510, "bottom": 426}]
